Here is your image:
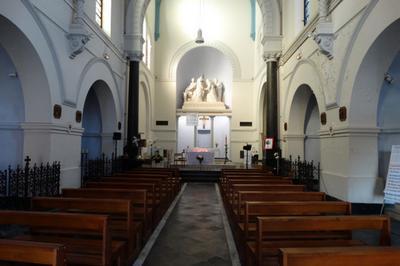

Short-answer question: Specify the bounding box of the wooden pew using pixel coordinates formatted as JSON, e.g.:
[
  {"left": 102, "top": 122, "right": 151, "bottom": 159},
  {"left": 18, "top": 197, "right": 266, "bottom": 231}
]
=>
[
  {"left": 0, "top": 210, "right": 125, "bottom": 266},
  {"left": 222, "top": 179, "right": 293, "bottom": 204},
  {"left": 242, "top": 201, "right": 352, "bottom": 241},
  {"left": 62, "top": 188, "right": 152, "bottom": 241},
  {"left": 98, "top": 177, "right": 174, "bottom": 205},
  {"left": 124, "top": 168, "right": 181, "bottom": 187},
  {"left": 235, "top": 191, "right": 326, "bottom": 221},
  {"left": 84, "top": 182, "right": 165, "bottom": 224},
  {"left": 228, "top": 185, "right": 305, "bottom": 214},
  {"left": 32, "top": 197, "right": 140, "bottom": 263},
  {"left": 220, "top": 173, "right": 284, "bottom": 187},
  {"left": 232, "top": 200, "right": 348, "bottom": 264},
  {"left": 0, "top": 239, "right": 66, "bottom": 266},
  {"left": 247, "top": 215, "right": 391, "bottom": 266},
  {"left": 280, "top": 246, "right": 400, "bottom": 266}
]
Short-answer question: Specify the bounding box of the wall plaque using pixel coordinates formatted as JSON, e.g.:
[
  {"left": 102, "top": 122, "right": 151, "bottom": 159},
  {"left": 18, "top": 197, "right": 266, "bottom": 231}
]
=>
[
  {"left": 53, "top": 104, "right": 62, "bottom": 119},
  {"left": 339, "top": 106, "right": 347, "bottom": 122},
  {"left": 75, "top": 111, "right": 82, "bottom": 123},
  {"left": 320, "top": 112, "right": 327, "bottom": 125}
]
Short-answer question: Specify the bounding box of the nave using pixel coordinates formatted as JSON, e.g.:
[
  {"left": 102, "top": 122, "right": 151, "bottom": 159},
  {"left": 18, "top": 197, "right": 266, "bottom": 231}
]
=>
[
  {"left": 142, "top": 183, "right": 235, "bottom": 266},
  {"left": 3, "top": 167, "right": 400, "bottom": 266}
]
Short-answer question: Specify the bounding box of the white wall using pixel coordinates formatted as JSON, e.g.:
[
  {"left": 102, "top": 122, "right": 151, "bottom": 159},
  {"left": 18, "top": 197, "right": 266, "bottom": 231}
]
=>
[
  {"left": 0, "top": 0, "right": 126, "bottom": 188},
  {"left": 378, "top": 52, "right": 400, "bottom": 178},
  {"left": 279, "top": 0, "right": 400, "bottom": 203},
  {"left": 0, "top": 45, "right": 24, "bottom": 169},
  {"left": 151, "top": 0, "right": 257, "bottom": 161},
  {"left": 304, "top": 95, "right": 320, "bottom": 163}
]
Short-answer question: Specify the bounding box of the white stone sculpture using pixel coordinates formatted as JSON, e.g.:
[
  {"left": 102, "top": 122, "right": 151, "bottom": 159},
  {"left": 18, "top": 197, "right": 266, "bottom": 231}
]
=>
[
  {"left": 183, "top": 75, "right": 225, "bottom": 103},
  {"left": 181, "top": 75, "right": 228, "bottom": 112}
]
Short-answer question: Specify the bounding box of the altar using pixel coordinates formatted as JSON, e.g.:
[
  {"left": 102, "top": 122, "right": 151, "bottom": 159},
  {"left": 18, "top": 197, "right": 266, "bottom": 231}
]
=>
[{"left": 186, "top": 148, "right": 215, "bottom": 165}]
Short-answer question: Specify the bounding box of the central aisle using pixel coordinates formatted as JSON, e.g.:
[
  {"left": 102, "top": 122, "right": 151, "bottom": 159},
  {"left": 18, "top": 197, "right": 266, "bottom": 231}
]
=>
[{"left": 144, "top": 183, "right": 232, "bottom": 266}]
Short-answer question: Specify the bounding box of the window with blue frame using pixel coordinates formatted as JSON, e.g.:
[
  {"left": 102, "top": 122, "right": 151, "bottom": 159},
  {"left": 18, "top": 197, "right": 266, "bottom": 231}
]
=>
[{"left": 304, "top": 0, "right": 310, "bottom": 25}]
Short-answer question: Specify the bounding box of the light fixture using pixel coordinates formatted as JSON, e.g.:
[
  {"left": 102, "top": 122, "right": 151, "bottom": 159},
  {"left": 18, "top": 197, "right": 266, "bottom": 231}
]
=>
[
  {"left": 195, "top": 0, "right": 204, "bottom": 44},
  {"left": 103, "top": 52, "right": 110, "bottom": 60},
  {"left": 195, "top": 29, "right": 204, "bottom": 44},
  {"left": 384, "top": 72, "right": 394, "bottom": 84}
]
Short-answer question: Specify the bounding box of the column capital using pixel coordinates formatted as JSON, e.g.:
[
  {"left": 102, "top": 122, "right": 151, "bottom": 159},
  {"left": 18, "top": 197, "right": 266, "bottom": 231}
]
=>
[
  {"left": 263, "top": 51, "right": 281, "bottom": 63},
  {"left": 125, "top": 34, "right": 144, "bottom": 61},
  {"left": 67, "top": 0, "right": 90, "bottom": 59}
]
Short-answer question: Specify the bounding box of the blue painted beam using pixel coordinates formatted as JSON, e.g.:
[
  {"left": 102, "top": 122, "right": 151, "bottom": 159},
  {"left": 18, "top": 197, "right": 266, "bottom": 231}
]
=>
[
  {"left": 250, "top": 0, "right": 256, "bottom": 41},
  {"left": 155, "top": 0, "right": 161, "bottom": 41}
]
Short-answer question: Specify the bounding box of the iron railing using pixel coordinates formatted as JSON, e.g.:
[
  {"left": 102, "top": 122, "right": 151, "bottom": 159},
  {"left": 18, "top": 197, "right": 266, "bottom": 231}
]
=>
[
  {"left": 0, "top": 156, "right": 61, "bottom": 210},
  {"left": 280, "top": 155, "right": 320, "bottom": 191},
  {"left": 80, "top": 152, "right": 124, "bottom": 186}
]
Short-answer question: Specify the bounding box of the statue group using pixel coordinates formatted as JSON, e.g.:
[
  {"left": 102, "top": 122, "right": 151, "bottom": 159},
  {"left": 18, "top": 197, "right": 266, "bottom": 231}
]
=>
[{"left": 183, "top": 75, "right": 225, "bottom": 103}]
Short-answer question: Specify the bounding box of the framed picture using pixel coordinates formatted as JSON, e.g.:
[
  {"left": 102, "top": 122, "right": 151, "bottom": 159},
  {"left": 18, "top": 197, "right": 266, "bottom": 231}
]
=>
[{"left": 265, "top": 138, "right": 274, "bottom": 150}]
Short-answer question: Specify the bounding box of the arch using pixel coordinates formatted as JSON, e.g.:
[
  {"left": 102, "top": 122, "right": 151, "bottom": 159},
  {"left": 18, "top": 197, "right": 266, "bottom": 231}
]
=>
[
  {"left": 287, "top": 84, "right": 321, "bottom": 160},
  {"left": 377, "top": 52, "right": 400, "bottom": 178},
  {"left": 82, "top": 87, "right": 103, "bottom": 159},
  {"left": 304, "top": 94, "right": 320, "bottom": 163},
  {"left": 256, "top": 79, "right": 268, "bottom": 158},
  {"left": 76, "top": 58, "right": 122, "bottom": 126},
  {"left": 176, "top": 46, "right": 233, "bottom": 108},
  {"left": 170, "top": 41, "right": 241, "bottom": 81},
  {"left": 0, "top": 14, "right": 53, "bottom": 122},
  {"left": 139, "top": 76, "right": 152, "bottom": 139},
  {"left": 0, "top": 44, "right": 25, "bottom": 169},
  {"left": 81, "top": 80, "right": 118, "bottom": 157},
  {"left": 257, "top": 0, "right": 281, "bottom": 36},
  {"left": 341, "top": 0, "right": 400, "bottom": 125},
  {"left": 283, "top": 60, "right": 326, "bottom": 122}
]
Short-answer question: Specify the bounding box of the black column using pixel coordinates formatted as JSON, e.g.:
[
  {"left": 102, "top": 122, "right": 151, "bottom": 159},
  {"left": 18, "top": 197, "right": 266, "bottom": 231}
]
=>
[
  {"left": 125, "top": 60, "right": 139, "bottom": 159},
  {"left": 265, "top": 59, "right": 279, "bottom": 167}
]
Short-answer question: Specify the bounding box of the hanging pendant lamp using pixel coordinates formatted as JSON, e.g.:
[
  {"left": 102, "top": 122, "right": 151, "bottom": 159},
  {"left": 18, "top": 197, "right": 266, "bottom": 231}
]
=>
[
  {"left": 195, "top": 0, "right": 205, "bottom": 44},
  {"left": 195, "top": 28, "right": 204, "bottom": 44}
]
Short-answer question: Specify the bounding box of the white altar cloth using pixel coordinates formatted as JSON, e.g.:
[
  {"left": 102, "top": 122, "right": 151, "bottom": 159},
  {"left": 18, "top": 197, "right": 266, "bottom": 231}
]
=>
[{"left": 186, "top": 150, "right": 215, "bottom": 165}]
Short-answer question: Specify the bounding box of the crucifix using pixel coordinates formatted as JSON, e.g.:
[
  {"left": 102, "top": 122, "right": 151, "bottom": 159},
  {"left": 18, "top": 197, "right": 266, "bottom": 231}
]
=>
[{"left": 199, "top": 116, "right": 209, "bottom": 129}]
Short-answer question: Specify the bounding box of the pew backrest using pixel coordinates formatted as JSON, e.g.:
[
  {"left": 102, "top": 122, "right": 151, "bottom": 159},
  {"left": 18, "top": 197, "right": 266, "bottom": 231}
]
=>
[
  {"left": 31, "top": 197, "right": 136, "bottom": 255},
  {"left": 244, "top": 201, "right": 351, "bottom": 238},
  {"left": 237, "top": 191, "right": 326, "bottom": 217},
  {"left": 0, "top": 210, "right": 112, "bottom": 266},
  {"left": 0, "top": 239, "right": 66, "bottom": 266},
  {"left": 280, "top": 246, "right": 400, "bottom": 266},
  {"left": 256, "top": 215, "right": 391, "bottom": 266}
]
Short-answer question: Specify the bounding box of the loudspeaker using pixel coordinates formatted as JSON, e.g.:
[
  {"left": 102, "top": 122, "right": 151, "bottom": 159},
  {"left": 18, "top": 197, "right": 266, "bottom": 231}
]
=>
[
  {"left": 240, "top": 150, "right": 244, "bottom": 159},
  {"left": 243, "top": 144, "right": 252, "bottom": 151},
  {"left": 113, "top": 132, "right": 121, "bottom": 140}
]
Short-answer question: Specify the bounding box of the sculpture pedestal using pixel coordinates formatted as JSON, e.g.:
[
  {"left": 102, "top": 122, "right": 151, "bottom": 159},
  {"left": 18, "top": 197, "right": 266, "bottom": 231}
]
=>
[{"left": 182, "top": 102, "right": 227, "bottom": 113}]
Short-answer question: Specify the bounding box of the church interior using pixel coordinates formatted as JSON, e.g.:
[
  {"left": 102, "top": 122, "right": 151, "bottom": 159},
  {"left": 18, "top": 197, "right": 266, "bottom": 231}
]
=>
[{"left": 1, "top": 0, "right": 400, "bottom": 265}]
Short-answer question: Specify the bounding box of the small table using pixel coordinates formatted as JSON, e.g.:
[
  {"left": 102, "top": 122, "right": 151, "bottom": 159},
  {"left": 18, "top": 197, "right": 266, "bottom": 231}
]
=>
[{"left": 186, "top": 151, "right": 215, "bottom": 165}]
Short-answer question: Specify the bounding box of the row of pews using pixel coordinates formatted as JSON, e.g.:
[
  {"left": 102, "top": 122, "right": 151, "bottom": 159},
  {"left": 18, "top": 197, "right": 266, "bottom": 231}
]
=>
[
  {"left": 220, "top": 168, "right": 400, "bottom": 266},
  {"left": 0, "top": 167, "right": 181, "bottom": 266}
]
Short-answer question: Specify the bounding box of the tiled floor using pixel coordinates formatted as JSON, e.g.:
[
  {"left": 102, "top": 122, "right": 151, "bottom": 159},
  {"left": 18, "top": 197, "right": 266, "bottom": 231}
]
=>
[
  {"left": 142, "top": 183, "right": 400, "bottom": 266},
  {"left": 143, "top": 183, "right": 232, "bottom": 266}
]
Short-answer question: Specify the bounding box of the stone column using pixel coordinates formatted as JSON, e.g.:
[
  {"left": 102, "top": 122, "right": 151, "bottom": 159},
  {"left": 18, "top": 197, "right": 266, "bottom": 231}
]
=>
[
  {"left": 319, "top": 0, "right": 329, "bottom": 19},
  {"left": 264, "top": 54, "right": 279, "bottom": 167},
  {"left": 210, "top": 116, "right": 215, "bottom": 148},
  {"left": 125, "top": 50, "right": 143, "bottom": 159}
]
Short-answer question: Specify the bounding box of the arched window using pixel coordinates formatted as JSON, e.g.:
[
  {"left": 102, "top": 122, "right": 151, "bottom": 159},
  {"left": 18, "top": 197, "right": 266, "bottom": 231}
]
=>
[
  {"left": 303, "top": 0, "right": 311, "bottom": 25},
  {"left": 142, "top": 18, "right": 152, "bottom": 70},
  {"left": 96, "top": 0, "right": 112, "bottom": 36}
]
